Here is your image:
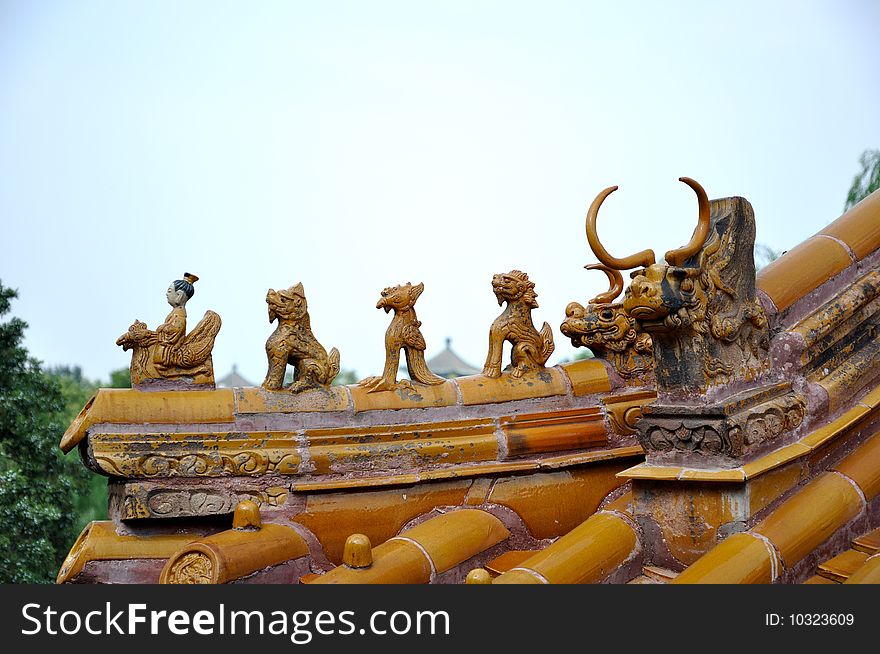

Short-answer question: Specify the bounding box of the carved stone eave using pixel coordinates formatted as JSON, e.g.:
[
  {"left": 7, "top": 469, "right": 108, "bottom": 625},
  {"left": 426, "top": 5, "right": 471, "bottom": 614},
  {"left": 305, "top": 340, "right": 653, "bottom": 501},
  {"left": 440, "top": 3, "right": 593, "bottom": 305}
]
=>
[
  {"left": 636, "top": 382, "right": 807, "bottom": 467},
  {"left": 620, "top": 389, "right": 877, "bottom": 482}
]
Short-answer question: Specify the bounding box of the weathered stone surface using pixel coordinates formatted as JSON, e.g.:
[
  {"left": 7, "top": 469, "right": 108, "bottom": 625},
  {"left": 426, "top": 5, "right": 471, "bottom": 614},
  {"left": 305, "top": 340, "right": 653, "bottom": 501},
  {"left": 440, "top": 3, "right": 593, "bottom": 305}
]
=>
[
  {"left": 109, "top": 481, "right": 288, "bottom": 521},
  {"left": 624, "top": 197, "right": 770, "bottom": 399},
  {"left": 636, "top": 383, "right": 806, "bottom": 464}
]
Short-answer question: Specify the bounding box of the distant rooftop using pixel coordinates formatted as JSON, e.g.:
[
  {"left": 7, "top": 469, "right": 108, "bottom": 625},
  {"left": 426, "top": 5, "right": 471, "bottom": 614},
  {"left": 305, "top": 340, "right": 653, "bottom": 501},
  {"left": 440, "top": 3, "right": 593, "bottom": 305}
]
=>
[
  {"left": 426, "top": 338, "right": 481, "bottom": 378},
  {"left": 216, "top": 364, "right": 255, "bottom": 388}
]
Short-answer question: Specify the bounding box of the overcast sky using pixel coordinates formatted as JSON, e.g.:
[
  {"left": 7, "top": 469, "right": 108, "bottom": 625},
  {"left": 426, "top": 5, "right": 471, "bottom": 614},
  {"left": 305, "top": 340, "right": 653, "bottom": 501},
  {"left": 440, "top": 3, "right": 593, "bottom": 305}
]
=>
[{"left": 2, "top": 1, "right": 879, "bottom": 385}]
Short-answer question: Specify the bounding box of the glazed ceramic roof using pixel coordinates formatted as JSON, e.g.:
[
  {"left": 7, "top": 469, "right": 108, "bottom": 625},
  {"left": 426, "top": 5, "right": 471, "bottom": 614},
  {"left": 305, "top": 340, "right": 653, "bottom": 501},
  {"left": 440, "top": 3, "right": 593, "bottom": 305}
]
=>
[{"left": 56, "top": 189, "right": 880, "bottom": 584}]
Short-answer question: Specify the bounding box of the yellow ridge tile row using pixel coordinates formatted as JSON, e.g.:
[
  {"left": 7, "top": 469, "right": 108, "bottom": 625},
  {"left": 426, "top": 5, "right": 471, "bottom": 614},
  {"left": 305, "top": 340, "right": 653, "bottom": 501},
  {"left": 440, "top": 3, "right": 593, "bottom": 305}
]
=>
[{"left": 311, "top": 509, "right": 509, "bottom": 584}]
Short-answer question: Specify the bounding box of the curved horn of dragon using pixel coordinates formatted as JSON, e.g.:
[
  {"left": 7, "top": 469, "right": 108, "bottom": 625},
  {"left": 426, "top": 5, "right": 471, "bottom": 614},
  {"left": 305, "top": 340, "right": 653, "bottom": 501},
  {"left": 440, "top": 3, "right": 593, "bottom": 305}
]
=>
[
  {"left": 663, "top": 176, "right": 711, "bottom": 266},
  {"left": 483, "top": 270, "right": 555, "bottom": 379},
  {"left": 585, "top": 264, "right": 624, "bottom": 305},
  {"left": 586, "top": 185, "right": 656, "bottom": 271}
]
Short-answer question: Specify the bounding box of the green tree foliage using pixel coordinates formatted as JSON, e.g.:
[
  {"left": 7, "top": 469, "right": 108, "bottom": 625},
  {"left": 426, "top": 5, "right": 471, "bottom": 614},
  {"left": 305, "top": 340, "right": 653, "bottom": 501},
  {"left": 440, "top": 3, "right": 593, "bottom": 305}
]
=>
[
  {"left": 845, "top": 149, "right": 880, "bottom": 211},
  {"left": 46, "top": 365, "right": 108, "bottom": 532},
  {"left": 0, "top": 282, "right": 92, "bottom": 582},
  {"left": 108, "top": 367, "right": 131, "bottom": 388}
]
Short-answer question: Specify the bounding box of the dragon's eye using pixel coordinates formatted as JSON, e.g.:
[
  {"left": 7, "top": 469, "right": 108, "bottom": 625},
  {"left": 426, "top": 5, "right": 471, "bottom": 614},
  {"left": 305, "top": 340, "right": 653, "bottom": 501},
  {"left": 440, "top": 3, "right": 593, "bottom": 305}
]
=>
[{"left": 600, "top": 309, "right": 615, "bottom": 320}]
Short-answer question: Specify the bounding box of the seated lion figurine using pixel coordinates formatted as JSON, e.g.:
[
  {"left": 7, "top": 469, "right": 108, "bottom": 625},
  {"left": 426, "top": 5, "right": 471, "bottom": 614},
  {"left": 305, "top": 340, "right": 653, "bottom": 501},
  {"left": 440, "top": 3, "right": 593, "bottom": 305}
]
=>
[
  {"left": 483, "top": 270, "right": 554, "bottom": 379},
  {"left": 262, "top": 283, "right": 340, "bottom": 393}
]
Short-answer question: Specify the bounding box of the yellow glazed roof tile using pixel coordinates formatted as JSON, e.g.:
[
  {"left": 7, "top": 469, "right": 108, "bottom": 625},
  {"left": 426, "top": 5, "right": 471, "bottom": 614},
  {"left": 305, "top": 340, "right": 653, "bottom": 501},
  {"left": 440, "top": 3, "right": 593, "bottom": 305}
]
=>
[
  {"left": 350, "top": 380, "right": 459, "bottom": 412},
  {"left": 312, "top": 509, "right": 508, "bottom": 583},
  {"left": 741, "top": 443, "right": 812, "bottom": 479},
  {"left": 832, "top": 430, "right": 880, "bottom": 499},
  {"left": 817, "top": 549, "right": 869, "bottom": 583},
  {"left": 752, "top": 473, "right": 863, "bottom": 568},
  {"left": 672, "top": 533, "right": 775, "bottom": 584},
  {"left": 858, "top": 384, "right": 880, "bottom": 409},
  {"left": 493, "top": 511, "right": 637, "bottom": 584},
  {"left": 844, "top": 554, "right": 880, "bottom": 584},
  {"left": 557, "top": 359, "right": 613, "bottom": 396},
  {"left": 678, "top": 468, "right": 747, "bottom": 482},
  {"left": 819, "top": 187, "right": 880, "bottom": 261},
  {"left": 57, "top": 521, "right": 199, "bottom": 584},
  {"left": 757, "top": 235, "right": 854, "bottom": 312},
  {"left": 391, "top": 509, "right": 510, "bottom": 573},
  {"left": 456, "top": 368, "right": 568, "bottom": 405},
  {"left": 235, "top": 385, "right": 350, "bottom": 413},
  {"left": 312, "top": 538, "right": 433, "bottom": 584},
  {"left": 160, "top": 523, "right": 309, "bottom": 584},
  {"left": 800, "top": 405, "right": 871, "bottom": 450},
  {"left": 60, "top": 388, "right": 236, "bottom": 453},
  {"left": 852, "top": 527, "right": 880, "bottom": 555}
]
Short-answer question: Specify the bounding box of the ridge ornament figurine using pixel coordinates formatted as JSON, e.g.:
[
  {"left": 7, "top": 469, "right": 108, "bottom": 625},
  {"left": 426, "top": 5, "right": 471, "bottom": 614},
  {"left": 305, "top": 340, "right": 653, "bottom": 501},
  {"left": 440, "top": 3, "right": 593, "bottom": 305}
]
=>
[
  {"left": 586, "top": 178, "right": 799, "bottom": 462},
  {"left": 482, "top": 270, "right": 555, "bottom": 379},
  {"left": 561, "top": 263, "right": 653, "bottom": 379},
  {"left": 116, "top": 273, "right": 222, "bottom": 387},
  {"left": 586, "top": 177, "right": 770, "bottom": 396},
  {"left": 262, "top": 283, "right": 340, "bottom": 393},
  {"left": 358, "top": 282, "right": 445, "bottom": 393}
]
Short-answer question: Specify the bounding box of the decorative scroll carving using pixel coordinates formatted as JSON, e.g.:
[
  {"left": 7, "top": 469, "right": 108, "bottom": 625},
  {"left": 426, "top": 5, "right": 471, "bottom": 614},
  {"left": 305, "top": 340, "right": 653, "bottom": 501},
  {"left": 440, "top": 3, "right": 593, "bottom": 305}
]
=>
[
  {"left": 586, "top": 179, "right": 770, "bottom": 397},
  {"left": 143, "top": 452, "right": 295, "bottom": 477},
  {"left": 483, "top": 270, "right": 554, "bottom": 378},
  {"left": 359, "top": 282, "right": 445, "bottom": 392},
  {"left": 97, "top": 449, "right": 301, "bottom": 479},
  {"left": 165, "top": 552, "right": 213, "bottom": 584},
  {"left": 116, "top": 273, "right": 221, "bottom": 387},
  {"left": 262, "top": 283, "right": 340, "bottom": 392},
  {"left": 642, "top": 416, "right": 734, "bottom": 456},
  {"left": 111, "top": 483, "right": 288, "bottom": 521},
  {"left": 561, "top": 264, "right": 653, "bottom": 379},
  {"left": 733, "top": 395, "right": 806, "bottom": 449},
  {"left": 636, "top": 383, "right": 805, "bottom": 460},
  {"left": 602, "top": 390, "right": 656, "bottom": 436}
]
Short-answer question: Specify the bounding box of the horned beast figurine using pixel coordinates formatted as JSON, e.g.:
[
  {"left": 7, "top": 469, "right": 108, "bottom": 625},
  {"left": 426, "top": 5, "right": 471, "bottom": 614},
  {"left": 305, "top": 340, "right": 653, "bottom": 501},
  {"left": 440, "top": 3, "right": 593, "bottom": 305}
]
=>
[
  {"left": 586, "top": 177, "right": 770, "bottom": 397},
  {"left": 358, "top": 282, "right": 445, "bottom": 393},
  {"left": 483, "top": 270, "right": 554, "bottom": 378},
  {"left": 262, "top": 283, "right": 340, "bottom": 393},
  {"left": 560, "top": 259, "right": 653, "bottom": 379}
]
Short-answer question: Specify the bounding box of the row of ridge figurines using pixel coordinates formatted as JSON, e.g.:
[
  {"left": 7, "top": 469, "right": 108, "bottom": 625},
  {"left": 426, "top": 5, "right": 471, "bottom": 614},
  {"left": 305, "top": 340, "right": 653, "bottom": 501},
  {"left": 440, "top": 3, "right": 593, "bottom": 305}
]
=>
[{"left": 117, "top": 178, "right": 714, "bottom": 391}]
